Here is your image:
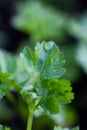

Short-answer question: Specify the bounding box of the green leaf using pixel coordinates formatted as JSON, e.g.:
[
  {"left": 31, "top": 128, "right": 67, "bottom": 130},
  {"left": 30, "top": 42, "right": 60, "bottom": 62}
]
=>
[
  {"left": 35, "top": 78, "right": 74, "bottom": 114},
  {"left": 42, "top": 96, "right": 60, "bottom": 114},
  {"left": 41, "top": 79, "right": 74, "bottom": 104},
  {"left": 21, "top": 41, "right": 66, "bottom": 79},
  {"left": 56, "top": 80, "right": 74, "bottom": 104},
  {"left": 22, "top": 47, "right": 38, "bottom": 69},
  {"left": 0, "top": 49, "right": 30, "bottom": 85},
  {"left": 20, "top": 47, "right": 39, "bottom": 85},
  {"left": 0, "top": 73, "right": 9, "bottom": 99},
  {"left": 20, "top": 42, "right": 73, "bottom": 114},
  {"left": 0, "top": 72, "right": 21, "bottom": 90},
  {"left": 41, "top": 46, "right": 65, "bottom": 78},
  {"left": 0, "top": 72, "right": 21, "bottom": 99},
  {"left": 20, "top": 41, "right": 66, "bottom": 107}
]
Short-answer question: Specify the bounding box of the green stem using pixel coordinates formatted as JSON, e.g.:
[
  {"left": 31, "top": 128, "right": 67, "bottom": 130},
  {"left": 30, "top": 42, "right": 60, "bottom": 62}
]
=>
[
  {"left": 5, "top": 90, "right": 17, "bottom": 106},
  {"left": 27, "top": 105, "right": 34, "bottom": 130}
]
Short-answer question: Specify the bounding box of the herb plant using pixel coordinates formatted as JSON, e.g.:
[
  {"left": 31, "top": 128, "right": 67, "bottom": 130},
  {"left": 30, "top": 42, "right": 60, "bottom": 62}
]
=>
[{"left": 0, "top": 41, "right": 78, "bottom": 130}]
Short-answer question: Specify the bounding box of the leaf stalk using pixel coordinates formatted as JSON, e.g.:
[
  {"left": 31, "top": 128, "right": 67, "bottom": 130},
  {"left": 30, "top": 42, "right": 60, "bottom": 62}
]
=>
[{"left": 27, "top": 105, "right": 34, "bottom": 130}]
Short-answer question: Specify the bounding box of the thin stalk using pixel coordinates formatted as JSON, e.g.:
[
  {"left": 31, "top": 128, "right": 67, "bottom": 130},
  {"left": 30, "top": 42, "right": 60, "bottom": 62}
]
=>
[
  {"left": 27, "top": 105, "right": 34, "bottom": 130},
  {"left": 5, "top": 90, "right": 17, "bottom": 106}
]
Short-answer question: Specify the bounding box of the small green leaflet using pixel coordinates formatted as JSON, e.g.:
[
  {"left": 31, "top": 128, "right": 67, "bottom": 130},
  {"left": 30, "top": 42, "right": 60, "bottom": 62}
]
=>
[
  {"left": 35, "top": 41, "right": 66, "bottom": 78},
  {"left": 20, "top": 47, "right": 39, "bottom": 87},
  {"left": 21, "top": 47, "right": 38, "bottom": 73},
  {"left": 41, "top": 95, "right": 60, "bottom": 114},
  {"left": 0, "top": 72, "right": 21, "bottom": 99},
  {"left": 21, "top": 41, "right": 66, "bottom": 79},
  {"left": 0, "top": 73, "right": 9, "bottom": 99},
  {"left": 54, "top": 126, "right": 79, "bottom": 130},
  {"left": 0, "top": 124, "right": 11, "bottom": 130},
  {"left": 35, "top": 79, "right": 74, "bottom": 114}
]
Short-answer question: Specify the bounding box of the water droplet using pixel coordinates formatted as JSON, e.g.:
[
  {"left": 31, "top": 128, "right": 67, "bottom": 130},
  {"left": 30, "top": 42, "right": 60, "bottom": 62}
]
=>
[{"left": 44, "top": 41, "right": 55, "bottom": 51}]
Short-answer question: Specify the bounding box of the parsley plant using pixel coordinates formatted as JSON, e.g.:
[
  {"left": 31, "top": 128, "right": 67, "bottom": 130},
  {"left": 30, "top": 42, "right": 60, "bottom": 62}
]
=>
[{"left": 0, "top": 41, "right": 78, "bottom": 130}]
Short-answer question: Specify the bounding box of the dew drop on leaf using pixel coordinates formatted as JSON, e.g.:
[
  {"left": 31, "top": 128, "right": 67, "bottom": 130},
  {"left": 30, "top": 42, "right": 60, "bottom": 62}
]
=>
[{"left": 44, "top": 41, "right": 54, "bottom": 51}]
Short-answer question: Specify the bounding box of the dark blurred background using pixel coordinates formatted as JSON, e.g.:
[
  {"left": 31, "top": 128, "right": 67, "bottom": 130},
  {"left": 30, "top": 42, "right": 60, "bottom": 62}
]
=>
[{"left": 0, "top": 0, "right": 87, "bottom": 130}]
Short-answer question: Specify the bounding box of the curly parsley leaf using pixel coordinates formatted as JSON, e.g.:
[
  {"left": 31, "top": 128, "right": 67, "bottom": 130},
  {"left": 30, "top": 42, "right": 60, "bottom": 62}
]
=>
[
  {"left": 35, "top": 78, "right": 74, "bottom": 114},
  {"left": 20, "top": 41, "right": 74, "bottom": 114},
  {"left": 36, "top": 41, "right": 66, "bottom": 78},
  {"left": 41, "top": 96, "right": 60, "bottom": 114},
  {"left": 21, "top": 41, "right": 66, "bottom": 80}
]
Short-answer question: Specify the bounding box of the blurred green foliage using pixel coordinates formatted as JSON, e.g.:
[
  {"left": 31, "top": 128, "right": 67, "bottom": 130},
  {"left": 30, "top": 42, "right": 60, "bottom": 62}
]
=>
[
  {"left": 68, "top": 12, "right": 87, "bottom": 73},
  {"left": 54, "top": 126, "right": 79, "bottom": 130},
  {"left": 11, "top": 1, "right": 67, "bottom": 42}
]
